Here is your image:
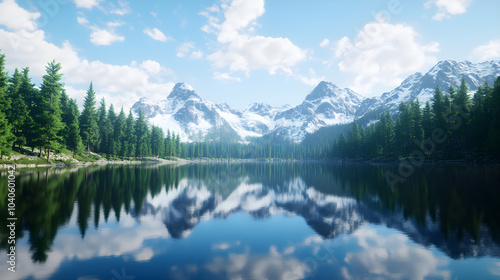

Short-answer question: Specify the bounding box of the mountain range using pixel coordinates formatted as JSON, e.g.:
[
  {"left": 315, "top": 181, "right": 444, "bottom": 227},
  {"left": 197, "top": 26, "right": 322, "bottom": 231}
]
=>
[{"left": 132, "top": 60, "right": 500, "bottom": 143}]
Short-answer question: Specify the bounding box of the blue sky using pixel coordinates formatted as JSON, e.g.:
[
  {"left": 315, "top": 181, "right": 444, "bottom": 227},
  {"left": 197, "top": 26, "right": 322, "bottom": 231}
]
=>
[{"left": 0, "top": 0, "right": 499, "bottom": 110}]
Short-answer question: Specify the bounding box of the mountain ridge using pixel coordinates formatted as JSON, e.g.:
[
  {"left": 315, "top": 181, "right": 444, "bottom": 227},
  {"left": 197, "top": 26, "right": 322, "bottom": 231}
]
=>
[{"left": 132, "top": 59, "right": 500, "bottom": 143}]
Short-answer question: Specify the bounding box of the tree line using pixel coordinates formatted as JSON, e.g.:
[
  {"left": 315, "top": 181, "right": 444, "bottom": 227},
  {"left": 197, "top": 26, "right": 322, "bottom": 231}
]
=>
[
  {"left": 0, "top": 52, "right": 187, "bottom": 160},
  {"left": 0, "top": 53, "right": 314, "bottom": 160},
  {"left": 333, "top": 77, "right": 500, "bottom": 159}
]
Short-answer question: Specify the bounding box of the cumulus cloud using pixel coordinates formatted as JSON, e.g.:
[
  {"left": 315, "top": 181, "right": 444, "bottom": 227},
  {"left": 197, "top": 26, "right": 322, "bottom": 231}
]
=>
[
  {"left": 0, "top": 6, "right": 174, "bottom": 111},
  {"left": 76, "top": 16, "right": 88, "bottom": 25},
  {"left": 0, "top": 0, "right": 40, "bottom": 32},
  {"left": 344, "top": 226, "right": 450, "bottom": 280},
  {"left": 319, "top": 38, "right": 330, "bottom": 48},
  {"left": 144, "top": 27, "right": 171, "bottom": 42},
  {"left": 470, "top": 39, "right": 500, "bottom": 61},
  {"left": 333, "top": 20, "right": 439, "bottom": 94},
  {"left": 201, "top": 0, "right": 306, "bottom": 76},
  {"left": 74, "top": 0, "right": 103, "bottom": 10},
  {"left": 205, "top": 247, "right": 309, "bottom": 280},
  {"left": 90, "top": 27, "right": 124, "bottom": 45},
  {"left": 425, "top": 0, "right": 473, "bottom": 20},
  {"left": 214, "top": 72, "right": 241, "bottom": 82}
]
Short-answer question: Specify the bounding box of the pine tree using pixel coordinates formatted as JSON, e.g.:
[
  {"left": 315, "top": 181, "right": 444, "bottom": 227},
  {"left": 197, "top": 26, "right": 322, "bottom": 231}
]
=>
[
  {"left": 150, "top": 126, "right": 164, "bottom": 157},
  {"left": 432, "top": 85, "right": 448, "bottom": 129},
  {"left": 6, "top": 68, "right": 30, "bottom": 148},
  {"left": 37, "top": 60, "right": 64, "bottom": 160},
  {"left": 80, "top": 83, "right": 99, "bottom": 155},
  {"left": 176, "top": 133, "right": 182, "bottom": 158},
  {"left": 348, "top": 121, "right": 361, "bottom": 158},
  {"left": 422, "top": 101, "right": 433, "bottom": 139},
  {"left": 107, "top": 104, "right": 116, "bottom": 156},
  {"left": 134, "top": 110, "right": 149, "bottom": 157},
  {"left": 0, "top": 51, "right": 11, "bottom": 114},
  {"left": 113, "top": 107, "right": 126, "bottom": 157},
  {"left": 66, "top": 99, "right": 84, "bottom": 157},
  {"left": 124, "top": 109, "right": 136, "bottom": 157},
  {"left": 486, "top": 77, "right": 500, "bottom": 154},
  {"left": 20, "top": 68, "right": 38, "bottom": 151},
  {"left": 0, "top": 109, "right": 14, "bottom": 159}
]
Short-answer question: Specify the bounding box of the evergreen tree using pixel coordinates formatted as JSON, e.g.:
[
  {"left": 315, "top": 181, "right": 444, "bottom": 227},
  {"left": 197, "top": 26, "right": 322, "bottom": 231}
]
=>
[
  {"left": 486, "top": 77, "right": 500, "bottom": 154},
  {"left": 134, "top": 110, "right": 149, "bottom": 157},
  {"left": 0, "top": 51, "right": 10, "bottom": 114},
  {"left": 107, "top": 104, "right": 116, "bottom": 156},
  {"left": 19, "top": 68, "right": 37, "bottom": 151},
  {"left": 124, "top": 110, "right": 136, "bottom": 157},
  {"left": 347, "top": 121, "right": 361, "bottom": 158},
  {"left": 6, "top": 68, "right": 30, "bottom": 148},
  {"left": 150, "top": 126, "right": 164, "bottom": 157},
  {"left": 422, "top": 101, "right": 433, "bottom": 139},
  {"left": 176, "top": 133, "right": 182, "bottom": 158},
  {"left": 80, "top": 83, "right": 99, "bottom": 155},
  {"left": 432, "top": 85, "right": 447, "bottom": 129},
  {"left": 37, "top": 60, "right": 64, "bottom": 160},
  {"left": 66, "top": 99, "right": 84, "bottom": 157},
  {"left": 113, "top": 107, "right": 126, "bottom": 157},
  {"left": 0, "top": 109, "right": 14, "bottom": 159}
]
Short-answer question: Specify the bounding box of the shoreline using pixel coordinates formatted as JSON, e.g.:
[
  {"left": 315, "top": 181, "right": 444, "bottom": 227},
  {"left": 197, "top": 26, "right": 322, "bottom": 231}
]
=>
[
  {"left": 0, "top": 157, "right": 190, "bottom": 169},
  {"left": 2, "top": 156, "right": 499, "bottom": 170}
]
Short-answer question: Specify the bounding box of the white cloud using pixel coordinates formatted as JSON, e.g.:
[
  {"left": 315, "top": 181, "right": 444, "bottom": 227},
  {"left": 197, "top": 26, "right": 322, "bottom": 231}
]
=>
[
  {"left": 490, "top": 262, "right": 500, "bottom": 276},
  {"left": 205, "top": 247, "right": 309, "bottom": 280},
  {"left": 74, "top": 0, "right": 103, "bottom": 10},
  {"left": 201, "top": 0, "right": 306, "bottom": 76},
  {"left": 319, "top": 38, "right": 330, "bottom": 48},
  {"left": 0, "top": 9, "right": 174, "bottom": 111},
  {"left": 140, "top": 60, "right": 164, "bottom": 74},
  {"left": 76, "top": 16, "right": 88, "bottom": 25},
  {"left": 110, "top": 1, "right": 131, "bottom": 15},
  {"left": 333, "top": 20, "right": 439, "bottom": 95},
  {"left": 143, "top": 27, "right": 171, "bottom": 42},
  {"left": 214, "top": 72, "right": 241, "bottom": 82},
  {"left": 425, "top": 0, "right": 473, "bottom": 20},
  {"left": 190, "top": 50, "right": 203, "bottom": 59},
  {"left": 176, "top": 42, "right": 195, "bottom": 58},
  {"left": 90, "top": 27, "right": 124, "bottom": 46},
  {"left": 0, "top": 0, "right": 40, "bottom": 32},
  {"left": 344, "top": 226, "right": 450, "bottom": 280},
  {"left": 470, "top": 39, "right": 500, "bottom": 61}
]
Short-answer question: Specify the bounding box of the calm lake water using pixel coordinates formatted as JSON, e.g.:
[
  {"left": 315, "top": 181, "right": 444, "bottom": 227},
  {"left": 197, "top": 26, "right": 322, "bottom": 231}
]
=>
[{"left": 1, "top": 162, "right": 500, "bottom": 280}]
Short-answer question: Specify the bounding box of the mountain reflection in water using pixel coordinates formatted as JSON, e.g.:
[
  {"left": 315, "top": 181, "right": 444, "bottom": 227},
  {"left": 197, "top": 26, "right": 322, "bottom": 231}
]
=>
[{"left": 1, "top": 162, "right": 499, "bottom": 280}]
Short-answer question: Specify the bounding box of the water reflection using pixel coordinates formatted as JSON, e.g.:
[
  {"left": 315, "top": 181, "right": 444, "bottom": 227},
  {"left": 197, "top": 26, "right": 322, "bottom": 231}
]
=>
[{"left": 0, "top": 162, "right": 499, "bottom": 279}]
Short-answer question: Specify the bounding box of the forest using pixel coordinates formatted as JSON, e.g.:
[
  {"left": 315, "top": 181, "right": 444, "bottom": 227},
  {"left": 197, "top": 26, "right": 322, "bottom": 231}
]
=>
[
  {"left": 0, "top": 51, "right": 499, "bottom": 162},
  {"left": 333, "top": 77, "right": 500, "bottom": 160}
]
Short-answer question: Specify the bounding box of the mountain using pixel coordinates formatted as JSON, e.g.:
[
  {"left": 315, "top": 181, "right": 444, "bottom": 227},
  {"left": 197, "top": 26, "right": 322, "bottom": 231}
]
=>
[
  {"left": 356, "top": 60, "right": 500, "bottom": 118},
  {"left": 132, "top": 81, "right": 365, "bottom": 142},
  {"left": 132, "top": 60, "right": 500, "bottom": 143},
  {"left": 267, "top": 81, "right": 365, "bottom": 142}
]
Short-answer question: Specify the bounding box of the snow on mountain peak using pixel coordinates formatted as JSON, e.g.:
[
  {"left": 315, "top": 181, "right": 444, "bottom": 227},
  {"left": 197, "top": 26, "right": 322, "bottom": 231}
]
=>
[
  {"left": 132, "top": 60, "right": 500, "bottom": 143},
  {"left": 168, "top": 82, "right": 199, "bottom": 101}
]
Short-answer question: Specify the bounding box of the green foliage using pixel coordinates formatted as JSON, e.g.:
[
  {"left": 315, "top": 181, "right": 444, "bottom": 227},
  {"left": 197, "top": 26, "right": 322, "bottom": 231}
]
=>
[
  {"left": 80, "top": 83, "right": 99, "bottom": 154},
  {"left": 36, "top": 60, "right": 65, "bottom": 160}
]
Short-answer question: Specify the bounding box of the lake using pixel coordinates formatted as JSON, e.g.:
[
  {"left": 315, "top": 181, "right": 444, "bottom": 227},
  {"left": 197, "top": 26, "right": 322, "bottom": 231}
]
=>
[{"left": 1, "top": 162, "right": 500, "bottom": 280}]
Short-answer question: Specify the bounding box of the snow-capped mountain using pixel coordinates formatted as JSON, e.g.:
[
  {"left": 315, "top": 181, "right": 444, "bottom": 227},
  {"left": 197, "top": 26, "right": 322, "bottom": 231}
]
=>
[
  {"left": 132, "top": 83, "right": 274, "bottom": 142},
  {"left": 132, "top": 81, "right": 364, "bottom": 142},
  {"left": 269, "top": 81, "right": 365, "bottom": 141},
  {"left": 357, "top": 60, "right": 500, "bottom": 117},
  {"left": 132, "top": 60, "right": 500, "bottom": 143}
]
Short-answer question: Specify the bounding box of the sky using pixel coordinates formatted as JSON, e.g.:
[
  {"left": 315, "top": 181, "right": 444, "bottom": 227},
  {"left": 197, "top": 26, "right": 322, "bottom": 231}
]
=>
[{"left": 0, "top": 0, "right": 499, "bottom": 111}]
